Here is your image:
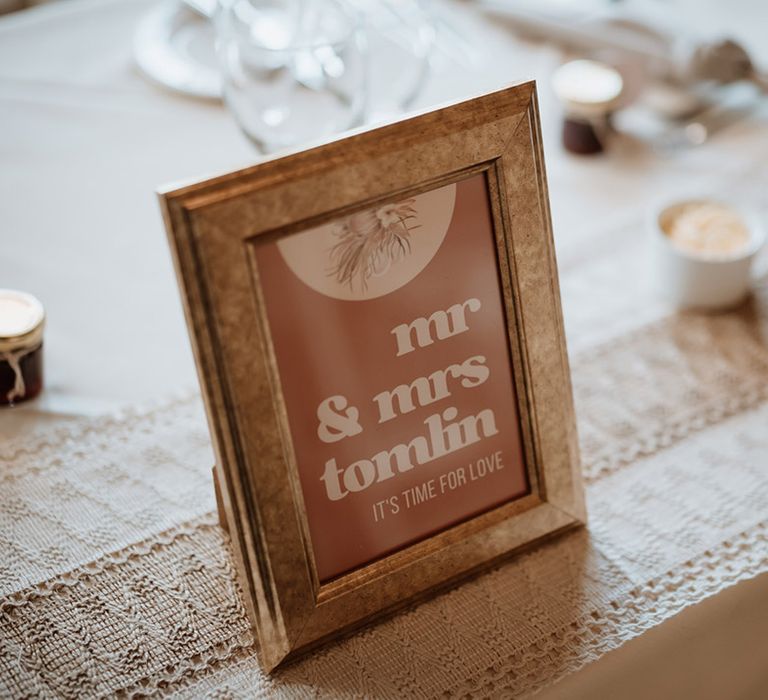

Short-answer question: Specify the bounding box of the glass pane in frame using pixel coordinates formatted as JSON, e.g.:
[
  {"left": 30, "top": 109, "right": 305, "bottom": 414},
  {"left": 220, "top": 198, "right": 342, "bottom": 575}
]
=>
[{"left": 252, "top": 171, "right": 530, "bottom": 582}]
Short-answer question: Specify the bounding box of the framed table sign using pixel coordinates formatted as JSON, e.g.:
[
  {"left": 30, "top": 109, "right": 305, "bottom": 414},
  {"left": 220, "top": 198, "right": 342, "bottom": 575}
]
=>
[{"left": 160, "top": 82, "right": 585, "bottom": 671}]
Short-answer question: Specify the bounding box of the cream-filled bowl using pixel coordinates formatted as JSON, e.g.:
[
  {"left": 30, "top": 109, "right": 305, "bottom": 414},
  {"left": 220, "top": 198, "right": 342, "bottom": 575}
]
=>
[{"left": 649, "top": 198, "right": 765, "bottom": 309}]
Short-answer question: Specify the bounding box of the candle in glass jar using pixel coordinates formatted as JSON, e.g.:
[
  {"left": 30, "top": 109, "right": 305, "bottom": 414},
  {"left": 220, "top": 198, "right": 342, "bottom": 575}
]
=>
[
  {"left": 551, "top": 59, "right": 624, "bottom": 155},
  {"left": 663, "top": 201, "right": 751, "bottom": 258},
  {"left": 651, "top": 198, "right": 765, "bottom": 309},
  {"left": 0, "top": 289, "right": 45, "bottom": 406}
]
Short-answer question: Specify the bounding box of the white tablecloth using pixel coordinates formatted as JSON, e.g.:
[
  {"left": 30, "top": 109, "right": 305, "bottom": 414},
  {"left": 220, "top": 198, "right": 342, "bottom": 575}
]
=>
[
  {"left": 2, "top": 0, "right": 766, "bottom": 426},
  {"left": 1, "top": 0, "right": 767, "bottom": 697}
]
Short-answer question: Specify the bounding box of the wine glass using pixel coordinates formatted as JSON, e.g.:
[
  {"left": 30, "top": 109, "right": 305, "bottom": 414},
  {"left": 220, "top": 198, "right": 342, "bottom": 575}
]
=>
[{"left": 216, "top": 0, "right": 367, "bottom": 152}]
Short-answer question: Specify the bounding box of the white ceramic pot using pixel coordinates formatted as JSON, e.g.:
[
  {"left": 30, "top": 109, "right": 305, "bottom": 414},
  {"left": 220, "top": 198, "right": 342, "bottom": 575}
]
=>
[{"left": 649, "top": 198, "right": 765, "bottom": 310}]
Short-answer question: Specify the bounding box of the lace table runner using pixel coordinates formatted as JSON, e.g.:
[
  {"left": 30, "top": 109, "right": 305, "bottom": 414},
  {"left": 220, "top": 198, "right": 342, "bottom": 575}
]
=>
[{"left": 2, "top": 210, "right": 768, "bottom": 697}]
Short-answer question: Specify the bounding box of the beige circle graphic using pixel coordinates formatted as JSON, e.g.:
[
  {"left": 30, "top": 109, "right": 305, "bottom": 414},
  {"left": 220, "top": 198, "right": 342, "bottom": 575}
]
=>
[{"left": 277, "top": 183, "right": 456, "bottom": 301}]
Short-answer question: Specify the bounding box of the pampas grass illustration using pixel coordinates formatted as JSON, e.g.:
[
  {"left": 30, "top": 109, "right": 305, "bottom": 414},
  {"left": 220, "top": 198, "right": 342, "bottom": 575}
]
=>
[{"left": 328, "top": 199, "right": 420, "bottom": 291}]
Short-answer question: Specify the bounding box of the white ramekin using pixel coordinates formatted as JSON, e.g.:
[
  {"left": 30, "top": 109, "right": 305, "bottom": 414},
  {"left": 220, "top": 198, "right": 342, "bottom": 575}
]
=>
[{"left": 648, "top": 198, "right": 766, "bottom": 310}]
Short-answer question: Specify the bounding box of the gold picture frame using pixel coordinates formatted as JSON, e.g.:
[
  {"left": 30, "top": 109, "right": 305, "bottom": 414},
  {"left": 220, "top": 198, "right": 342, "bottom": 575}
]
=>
[{"left": 160, "top": 82, "right": 585, "bottom": 672}]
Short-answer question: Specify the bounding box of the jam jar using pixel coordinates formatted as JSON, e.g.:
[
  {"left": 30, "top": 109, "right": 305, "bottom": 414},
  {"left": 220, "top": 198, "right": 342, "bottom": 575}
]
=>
[
  {"left": 551, "top": 59, "right": 624, "bottom": 156},
  {"left": 0, "top": 289, "right": 45, "bottom": 406}
]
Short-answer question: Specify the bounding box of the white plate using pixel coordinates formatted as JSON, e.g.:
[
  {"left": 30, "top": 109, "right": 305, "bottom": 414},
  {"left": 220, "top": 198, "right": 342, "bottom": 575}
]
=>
[{"left": 134, "top": 0, "right": 221, "bottom": 100}]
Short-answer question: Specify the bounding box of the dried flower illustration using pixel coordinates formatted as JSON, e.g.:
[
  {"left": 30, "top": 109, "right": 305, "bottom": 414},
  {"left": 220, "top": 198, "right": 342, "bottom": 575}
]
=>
[{"left": 328, "top": 199, "right": 420, "bottom": 290}]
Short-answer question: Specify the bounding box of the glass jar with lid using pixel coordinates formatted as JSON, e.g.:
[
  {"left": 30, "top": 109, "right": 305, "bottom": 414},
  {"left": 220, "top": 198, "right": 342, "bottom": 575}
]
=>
[
  {"left": 551, "top": 58, "right": 624, "bottom": 155},
  {"left": 0, "top": 289, "right": 45, "bottom": 406}
]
